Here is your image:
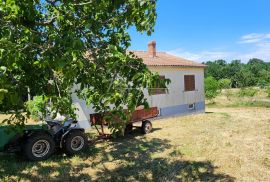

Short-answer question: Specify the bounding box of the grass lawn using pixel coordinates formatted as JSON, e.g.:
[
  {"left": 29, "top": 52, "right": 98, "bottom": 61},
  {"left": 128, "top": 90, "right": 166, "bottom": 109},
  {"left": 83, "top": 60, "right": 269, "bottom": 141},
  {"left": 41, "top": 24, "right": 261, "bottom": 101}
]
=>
[{"left": 0, "top": 107, "right": 270, "bottom": 181}]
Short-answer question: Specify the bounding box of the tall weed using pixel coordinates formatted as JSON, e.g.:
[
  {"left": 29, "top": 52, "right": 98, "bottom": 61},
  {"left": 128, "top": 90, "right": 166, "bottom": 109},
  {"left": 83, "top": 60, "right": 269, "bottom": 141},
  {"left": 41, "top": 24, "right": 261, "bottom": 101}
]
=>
[{"left": 238, "top": 87, "right": 258, "bottom": 97}]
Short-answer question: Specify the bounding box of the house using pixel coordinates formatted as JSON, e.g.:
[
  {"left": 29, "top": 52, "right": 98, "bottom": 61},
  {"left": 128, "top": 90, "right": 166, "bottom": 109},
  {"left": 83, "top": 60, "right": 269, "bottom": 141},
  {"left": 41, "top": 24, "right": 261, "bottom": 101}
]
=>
[{"left": 72, "top": 41, "right": 206, "bottom": 129}]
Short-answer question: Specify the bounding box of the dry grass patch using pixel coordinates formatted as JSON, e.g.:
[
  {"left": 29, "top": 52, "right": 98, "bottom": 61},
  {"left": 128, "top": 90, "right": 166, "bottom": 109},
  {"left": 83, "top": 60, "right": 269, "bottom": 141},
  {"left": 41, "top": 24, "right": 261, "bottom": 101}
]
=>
[
  {"left": 0, "top": 114, "right": 10, "bottom": 124},
  {"left": 0, "top": 113, "right": 36, "bottom": 126}
]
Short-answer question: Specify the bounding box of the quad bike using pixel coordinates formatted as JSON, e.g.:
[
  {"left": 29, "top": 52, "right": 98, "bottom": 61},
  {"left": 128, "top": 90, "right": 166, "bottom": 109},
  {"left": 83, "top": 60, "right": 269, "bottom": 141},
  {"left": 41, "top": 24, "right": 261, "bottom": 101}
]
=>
[{"left": 0, "top": 119, "right": 88, "bottom": 161}]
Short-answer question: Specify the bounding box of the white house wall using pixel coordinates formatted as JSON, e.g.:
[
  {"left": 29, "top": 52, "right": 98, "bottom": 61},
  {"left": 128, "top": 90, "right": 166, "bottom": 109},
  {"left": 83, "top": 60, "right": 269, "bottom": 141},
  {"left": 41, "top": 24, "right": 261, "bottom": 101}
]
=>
[
  {"left": 71, "top": 66, "right": 205, "bottom": 129},
  {"left": 71, "top": 85, "right": 93, "bottom": 129},
  {"left": 145, "top": 66, "right": 205, "bottom": 117}
]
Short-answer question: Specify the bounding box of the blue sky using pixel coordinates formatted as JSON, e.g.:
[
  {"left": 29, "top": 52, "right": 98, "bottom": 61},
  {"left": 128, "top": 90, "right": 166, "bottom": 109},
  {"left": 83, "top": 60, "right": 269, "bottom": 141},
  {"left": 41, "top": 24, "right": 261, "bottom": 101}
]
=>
[{"left": 128, "top": 0, "right": 270, "bottom": 63}]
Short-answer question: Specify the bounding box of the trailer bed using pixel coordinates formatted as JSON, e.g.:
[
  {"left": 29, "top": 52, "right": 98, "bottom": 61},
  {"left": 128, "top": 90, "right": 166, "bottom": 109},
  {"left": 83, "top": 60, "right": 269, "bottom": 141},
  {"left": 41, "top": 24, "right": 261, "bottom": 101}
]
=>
[{"left": 90, "top": 107, "right": 159, "bottom": 136}]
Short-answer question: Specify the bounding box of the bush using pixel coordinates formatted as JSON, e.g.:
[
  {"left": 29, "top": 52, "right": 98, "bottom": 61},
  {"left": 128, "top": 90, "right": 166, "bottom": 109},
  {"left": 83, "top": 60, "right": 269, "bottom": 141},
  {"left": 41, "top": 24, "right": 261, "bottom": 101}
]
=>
[
  {"left": 205, "top": 76, "right": 219, "bottom": 100},
  {"left": 267, "top": 87, "right": 270, "bottom": 97},
  {"left": 26, "top": 96, "right": 48, "bottom": 121},
  {"left": 218, "top": 79, "right": 231, "bottom": 90},
  {"left": 238, "top": 87, "right": 258, "bottom": 97},
  {"left": 0, "top": 89, "right": 8, "bottom": 104},
  {"left": 257, "top": 80, "right": 269, "bottom": 89}
]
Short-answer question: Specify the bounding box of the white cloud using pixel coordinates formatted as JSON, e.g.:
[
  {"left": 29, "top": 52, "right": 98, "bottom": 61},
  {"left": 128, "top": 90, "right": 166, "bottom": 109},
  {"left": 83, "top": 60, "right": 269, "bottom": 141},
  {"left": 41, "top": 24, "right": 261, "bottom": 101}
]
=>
[
  {"left": 238, "top": 33, "right": 270, "bottom": 44},
  {"left": 167, "top": 49, "right": 234, "bottom": 62},
  {"left": 236, "top": 42, "right": 270, "bottom": 61},
  {"left": 167, "top": 33, "right": 270, "bottom": 62}
]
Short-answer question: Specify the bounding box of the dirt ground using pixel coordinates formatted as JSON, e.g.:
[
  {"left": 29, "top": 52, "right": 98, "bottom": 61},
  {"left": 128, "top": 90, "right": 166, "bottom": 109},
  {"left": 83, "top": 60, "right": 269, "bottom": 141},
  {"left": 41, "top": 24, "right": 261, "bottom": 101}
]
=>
[{"left": 0, "top": 107, "right": 270, "bottom": 181}]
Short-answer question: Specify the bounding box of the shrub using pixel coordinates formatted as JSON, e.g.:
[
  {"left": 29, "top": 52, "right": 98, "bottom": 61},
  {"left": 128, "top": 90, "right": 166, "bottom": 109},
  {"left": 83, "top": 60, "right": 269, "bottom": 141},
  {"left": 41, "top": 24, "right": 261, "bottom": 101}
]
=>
[
  {"left": 218, "top": 79, "right": 231, "bottom": 90},
  {"left": 0, "top": 89, "right": 8, "bottom": 104},
  {"left": 205, "top": 76, "right": 219, "bottom": 101},
  {"left": 257, "top": 80, "right": 269, "bottom": 89},
  {"left": 26, "top": 96, "right": 48, "bottom": 121},
  {"left": 267, "top": 87, "right": 270, "bottom": 97},
  {"left": 238, "top": 87, "right": 258, "bottom": 97}
]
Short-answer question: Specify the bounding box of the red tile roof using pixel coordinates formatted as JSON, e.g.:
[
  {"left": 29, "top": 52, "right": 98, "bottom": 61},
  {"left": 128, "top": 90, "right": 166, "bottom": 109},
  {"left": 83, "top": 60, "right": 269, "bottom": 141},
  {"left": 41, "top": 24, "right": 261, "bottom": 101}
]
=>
[{"left": 132, "top": 51, "right": 206, "bottom": 68}]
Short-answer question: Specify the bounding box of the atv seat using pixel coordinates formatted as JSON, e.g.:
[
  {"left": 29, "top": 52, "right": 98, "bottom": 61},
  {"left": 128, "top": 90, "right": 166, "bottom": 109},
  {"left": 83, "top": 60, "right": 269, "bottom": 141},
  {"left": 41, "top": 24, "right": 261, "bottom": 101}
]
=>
[
  {"left": 46, "top": 120, "right": 62, "bottom": 127},
  {"left": 63, "top": 119, "right": 78, "bottom": 129}
]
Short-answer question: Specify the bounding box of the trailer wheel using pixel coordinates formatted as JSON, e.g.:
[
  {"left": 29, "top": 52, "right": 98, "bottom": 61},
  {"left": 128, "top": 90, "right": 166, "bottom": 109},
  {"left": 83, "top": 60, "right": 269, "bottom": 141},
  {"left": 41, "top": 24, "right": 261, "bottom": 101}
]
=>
[
  {"left": 124, "top": 124, "right": 133, "bottom": 135},
  {"left": 23, "top": 133, "right": 55, "bottom": 161},
  {"left": 64, "top": 130, "right": 87, "bottom": 156},
  {"left": 141, "top": 120, "right": 152, "bottom": 134}
]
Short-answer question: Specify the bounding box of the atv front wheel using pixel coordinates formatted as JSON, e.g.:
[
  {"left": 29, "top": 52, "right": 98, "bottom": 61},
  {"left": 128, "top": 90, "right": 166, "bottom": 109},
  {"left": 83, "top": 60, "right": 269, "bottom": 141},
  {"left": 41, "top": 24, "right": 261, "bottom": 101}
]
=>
[
  {"left": 23, "top": 133, "right": 55, "bottom": 161},
  {"left": 63, "top": 131, "right": 87, "bottom": 156}
]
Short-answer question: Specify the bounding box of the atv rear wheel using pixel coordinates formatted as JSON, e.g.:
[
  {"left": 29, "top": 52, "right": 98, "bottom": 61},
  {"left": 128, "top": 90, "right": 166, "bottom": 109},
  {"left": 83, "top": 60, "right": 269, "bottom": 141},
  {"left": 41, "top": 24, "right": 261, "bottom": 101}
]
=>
[
  {"left": 23, "top": 133, "right": 55, "bottom": 161},
  {"left": 63, "top": 130, "right": 87, "bottom": 156}
]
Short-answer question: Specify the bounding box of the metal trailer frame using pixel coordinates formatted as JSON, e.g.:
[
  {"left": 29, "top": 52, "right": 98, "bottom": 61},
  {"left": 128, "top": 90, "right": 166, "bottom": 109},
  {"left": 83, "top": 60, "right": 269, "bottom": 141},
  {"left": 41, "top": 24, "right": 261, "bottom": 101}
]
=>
[{"left": 90, "top": 107, "right": 159, "bottom": 136}]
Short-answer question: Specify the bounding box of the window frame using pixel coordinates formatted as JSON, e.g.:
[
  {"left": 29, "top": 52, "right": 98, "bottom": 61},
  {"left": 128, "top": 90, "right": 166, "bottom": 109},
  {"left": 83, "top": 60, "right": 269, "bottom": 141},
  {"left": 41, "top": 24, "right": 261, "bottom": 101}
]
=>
[{"left": 149, "top": 75, "right": 167, "bottom": 95}]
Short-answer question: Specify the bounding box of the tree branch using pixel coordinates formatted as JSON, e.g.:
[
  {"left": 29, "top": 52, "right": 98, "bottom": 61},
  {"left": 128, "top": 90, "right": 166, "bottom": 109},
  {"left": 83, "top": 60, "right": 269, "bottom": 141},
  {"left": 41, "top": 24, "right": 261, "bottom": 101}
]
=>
[
  {"left": 35, "top": 16, "right": 57, "bottom": 26},
  {"left": 73, "top": 1, "right": 93, "bottom": 6}
]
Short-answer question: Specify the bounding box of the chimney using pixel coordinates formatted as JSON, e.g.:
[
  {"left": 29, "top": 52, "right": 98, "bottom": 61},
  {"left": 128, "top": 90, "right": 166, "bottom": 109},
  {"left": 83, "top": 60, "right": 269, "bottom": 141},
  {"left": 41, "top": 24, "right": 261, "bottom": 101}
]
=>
[{"left": 148, "top": 41, "right": 156, "bottom": 57}]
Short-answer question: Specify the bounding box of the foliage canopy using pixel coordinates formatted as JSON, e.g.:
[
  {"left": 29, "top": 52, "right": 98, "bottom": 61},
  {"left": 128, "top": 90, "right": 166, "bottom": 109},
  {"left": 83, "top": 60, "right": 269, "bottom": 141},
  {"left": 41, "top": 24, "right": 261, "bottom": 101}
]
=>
[
  {"left": 0, "top": 0, "right": 165, "bottom": 134},
  {"left": 204, "top": 58, "right": 270, "bottom": 88}
]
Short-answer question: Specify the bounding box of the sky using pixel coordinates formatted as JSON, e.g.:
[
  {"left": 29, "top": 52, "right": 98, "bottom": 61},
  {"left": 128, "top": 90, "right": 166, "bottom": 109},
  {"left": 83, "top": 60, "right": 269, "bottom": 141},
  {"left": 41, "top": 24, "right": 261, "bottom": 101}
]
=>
[{"left": 128, "top": 0, "right": 270, "bottom": 63}]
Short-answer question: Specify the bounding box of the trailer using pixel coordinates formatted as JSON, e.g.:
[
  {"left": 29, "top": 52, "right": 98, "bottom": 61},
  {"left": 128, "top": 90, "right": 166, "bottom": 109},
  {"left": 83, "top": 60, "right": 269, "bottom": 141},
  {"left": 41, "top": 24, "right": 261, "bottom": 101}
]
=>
[{"left": 90, "top": 107, "right": 159, "bottom": 136}]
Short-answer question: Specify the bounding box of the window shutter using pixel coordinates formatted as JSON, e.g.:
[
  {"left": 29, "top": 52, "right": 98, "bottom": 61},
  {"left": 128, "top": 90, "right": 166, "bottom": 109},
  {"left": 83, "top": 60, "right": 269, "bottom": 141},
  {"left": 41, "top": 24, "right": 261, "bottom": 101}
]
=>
[{"left": 184, "top": 75, "right": 195, "bottom": 91}]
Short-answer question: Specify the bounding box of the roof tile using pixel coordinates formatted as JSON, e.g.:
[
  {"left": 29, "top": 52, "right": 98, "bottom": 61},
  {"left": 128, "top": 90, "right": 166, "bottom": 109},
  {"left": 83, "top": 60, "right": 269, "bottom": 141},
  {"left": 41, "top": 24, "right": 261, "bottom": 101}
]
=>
[{"left": 132, "top": 51, "right": 206, "bottom": 68}]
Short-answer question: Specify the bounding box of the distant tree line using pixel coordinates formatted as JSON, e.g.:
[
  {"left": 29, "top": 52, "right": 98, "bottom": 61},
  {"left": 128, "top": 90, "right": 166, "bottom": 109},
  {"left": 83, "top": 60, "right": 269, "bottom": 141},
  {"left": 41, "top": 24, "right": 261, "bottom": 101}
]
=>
[{"left": 203, "top": 58, "right": 270, "bottom": 88}]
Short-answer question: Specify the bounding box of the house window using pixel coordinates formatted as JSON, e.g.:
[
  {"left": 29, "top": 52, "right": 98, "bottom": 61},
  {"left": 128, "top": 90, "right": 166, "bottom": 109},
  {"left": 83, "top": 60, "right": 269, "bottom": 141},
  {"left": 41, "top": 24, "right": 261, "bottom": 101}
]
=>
[
  {"left": 188, "top": 103, "right": 195, "bottom": 110},
  {"left": 149, "top": 75, "right": 167, "bottom": 95},
  {"left": 184, "top": 75, "right": 195, "bottom": 91}
]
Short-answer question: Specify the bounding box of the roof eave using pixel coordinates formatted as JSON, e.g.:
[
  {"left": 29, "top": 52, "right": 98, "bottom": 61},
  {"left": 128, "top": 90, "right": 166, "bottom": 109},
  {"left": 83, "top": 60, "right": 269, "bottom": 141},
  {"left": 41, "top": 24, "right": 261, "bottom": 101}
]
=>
[{"left": 146, "top": 65, "right": 206, "bottom": 68}]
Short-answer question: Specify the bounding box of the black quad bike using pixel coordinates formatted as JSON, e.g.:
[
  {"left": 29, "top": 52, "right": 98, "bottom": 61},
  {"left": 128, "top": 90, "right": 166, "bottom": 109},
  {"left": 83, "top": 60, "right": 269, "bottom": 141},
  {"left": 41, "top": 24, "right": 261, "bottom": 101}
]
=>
[{"left": 0, "top": 119, "right": 88, "bottom": 161}]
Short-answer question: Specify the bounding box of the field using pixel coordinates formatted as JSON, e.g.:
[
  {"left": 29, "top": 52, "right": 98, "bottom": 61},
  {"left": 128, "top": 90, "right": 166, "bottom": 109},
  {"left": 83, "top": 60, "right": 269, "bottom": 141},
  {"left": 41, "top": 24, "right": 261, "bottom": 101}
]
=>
[
  {"left": 0, "top": 105, "right": 270, "bottom": 181},
  {"left": 207, "top": 87, "right": 270, "bottom": 108}
]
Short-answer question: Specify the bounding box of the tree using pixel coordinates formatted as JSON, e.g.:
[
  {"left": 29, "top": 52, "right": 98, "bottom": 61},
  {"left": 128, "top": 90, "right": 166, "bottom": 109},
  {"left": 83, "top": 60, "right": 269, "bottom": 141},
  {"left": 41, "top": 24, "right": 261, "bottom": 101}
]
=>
[
  {"left": 0, "top": 0, "right": 165, "bottom": 134},
  {"left": 204, "top": 77, "right": 219, "bottom": 101},
  {"left": 204, "top": 60, "right": 228, "bottom": 80},
  {"left": 247, "top": 58, "right": 268, "bottom": 76},
  {"left": 258, "top": 69, "right": 270, "bottom": 88},
  {"left": 235, "top": 67, "right": 256, "bottom": 87},
  {"left": 204, "top": 59, "right": 270, "bottom": 88},
  {"left": 226, "top": 60, "right": 242, "bottom": 88}
]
